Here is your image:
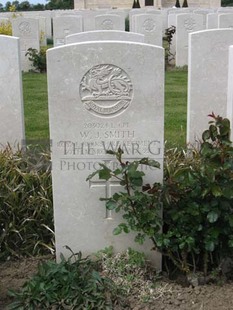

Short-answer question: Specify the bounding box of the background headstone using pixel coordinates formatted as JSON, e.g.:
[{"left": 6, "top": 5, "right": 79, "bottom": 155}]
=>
[
  {"left": 219, "top": 13, "right": 233, "bottom": 29},
  {"left": 132, "top": 13, "right": 162, "bottom": 46},
  {"left": 176, "top": 13, "right": 204, "bottom": 67},
  {"left": 206, "top": 13, "right": 219, "bottom": 29},
  {"left": 95, "top": 14, "right": 125, "bottom": 31},
  {"left": 53, "top": 15, "right": 83, "bottom": 46},
  {"left": 47, "top": 41, "right": 164, "bottom": 269},
  {"left": 12, "top": 17, "right": 40, "bottom": 72},
  {"left": 187, "top": 29, "right": 233, "bottom": 146},
  {"left": 0, "top": 35, "right": 25, "bottom": 149}
]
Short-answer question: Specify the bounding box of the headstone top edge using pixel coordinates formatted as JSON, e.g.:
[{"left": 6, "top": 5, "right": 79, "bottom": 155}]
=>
[
  {"left": 47, "top": 40, "right": 165, "bottom": 54},
  {"left": 0, "top": 35, "right": 19, "bottom": 41},
  {"left": 189, "top": 28, "right": 233, "bottom": 36}
]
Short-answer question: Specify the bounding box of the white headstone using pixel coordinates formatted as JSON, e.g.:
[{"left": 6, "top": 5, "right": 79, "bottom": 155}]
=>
[
  {"left": 0, "top": 35, "right": 25, "bottom": 149},
  {"left": 132, "top": 13, "right": 162, "bottom": 46},
  {"left": 95, "top": 14, "right": 125, "bottom": 31},
  {"left": 206, "top": 13, "right": 219, "bottom": 29},
  {"left": 176, "top": 13, "right": 204, "bottom": 67},
  {"left": 47, "top": 41, "right": 164, "bottom": 268},
  {"left": 53, "top": 16, "right": 83, "bottom": 46},
  {"left": 187, "top": 29, "right": 233, "bottom": 146},
  {"left": 12, "top": 17, "right": 40, "bottom": 72},
  {"left": 219, "top": 14, "right": 233, "bottom": 29},
  {"left": 66, "top": 30, "right": 145, "bottom": 44},
  {"left": 227, "top": 45, "right": 233, "bottom": 142},
  {"left": 129, "top": 8, "right": 161, "bottom": 32},
  {"left": 194, "top": 9, "right": 215, "bottom": 27},
  {"left": 22, "top": 11, "right": 53, "bottom": 39},
  {"left": 129, "top": 9, "right": 146, "bottom": 32}
]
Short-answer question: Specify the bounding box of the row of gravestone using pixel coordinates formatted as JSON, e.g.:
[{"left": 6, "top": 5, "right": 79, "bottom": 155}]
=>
[
  {"left": 169, "top": 11, "right": 233, "bottom": 66},
  {"left": 1, "top": 29, "right": 233, "bottom": 269},
  {"left": 2, "top": 8, "right": 233, "bottom": 71},
  {"left": 0, "top": 11, "right": 163, "bottom": 71}
]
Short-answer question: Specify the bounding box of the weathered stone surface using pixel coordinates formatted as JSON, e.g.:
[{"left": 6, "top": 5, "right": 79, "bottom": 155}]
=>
[
  {"left": 66, "top": 30, "right": 145, "bottom": 44},
  {"left": 95, "top": 13, "right": 125, "bottom": 30},
  {"left": 47, "top": 41, "right": 164, "bottom": 269},
  {"left": 176, "top": 13, "right": 204, "bottom": 67},
  {"left": 187, "top": 29, "right": 233, "bottom": 146},
  {"left": 0, "top": 35, "right": 25, "bottom": 149},
  {"left": 132, "top": 13, "right": 162, "bottom": 46},
  {"left": 53, "top": 16, "right": 83, "bottom": 46},
  {"left": 12, "top": 17, "right": 40, "bottom": 72}
]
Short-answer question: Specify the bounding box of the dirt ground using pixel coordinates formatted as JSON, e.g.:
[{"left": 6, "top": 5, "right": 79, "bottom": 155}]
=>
[{"left": 0, "top": 256, "right": 233, "bottom": 310}]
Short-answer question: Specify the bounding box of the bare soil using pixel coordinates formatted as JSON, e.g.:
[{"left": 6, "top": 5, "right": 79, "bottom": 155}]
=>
[{"left": 0, "top": 256, "right": 233, "bottom": 310}]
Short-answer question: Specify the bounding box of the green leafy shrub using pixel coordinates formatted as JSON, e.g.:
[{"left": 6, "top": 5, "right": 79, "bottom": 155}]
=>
[
  {"left": 0, "top": 146, "right": 54, "bottom": 260},
  {"left": 162, "top": 113, "right": 233, "bottom": 275},
  {"left": 26, "top": 47, "right": 47, "bottom": 73},
  {"left": 88, "top": 114, "right": 233, "bottom": 278},
  {"left": 8, "top": 250, "right": 124, "bottom": 309}
]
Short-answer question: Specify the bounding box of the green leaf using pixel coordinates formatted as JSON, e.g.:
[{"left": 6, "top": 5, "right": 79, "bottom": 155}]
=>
[
  {"left": 211, "top": 185, "right": 222, "bottom": 197},
  {"left": 99, "top": 168, "right": 111, "bottom": 180},
  {"left": 130, "top": 177, "right": 143, "bottom": 187},
  {"left": 106, "top": 150, "right": 116, "bottom": 155},
  {"left": 112, "top": 193, "right": 121, "bottom": 200},
  {"left": 205, "top": 240, "right": 215, "bottom": 252},
  {"left": 139, "top": 158, "right": 160, "bottom": 168},
  {"left": 86, "top": 170, "right": 99, "bottom": 181},
  {"left": 200, "top": 142, "right": 212, "bottom": 155},
  {"left": 209, "top": 125, "right": 218, "bottom": 141},
  {"left": 106, "top": 200, "right": 117, "bottom": 210},
  {"left": 207, "top": 211, "right": 219, "bottom": 223},
  {"left": 202, "top": 130, "right": 210, "bottom": 141},
  {"left": 113, "top": 226, "right": 122, "bottom": 235},
  {"left": 113, "top": 168, "right": 122, "bottom": 175},
  {"left": 219, "top": 118, "right": 230, "bottom": 136},
  {"left": 222, "top": 187, "right": 233, "bottom": 199}
]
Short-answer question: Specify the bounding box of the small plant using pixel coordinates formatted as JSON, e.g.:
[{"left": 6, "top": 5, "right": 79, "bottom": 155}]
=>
[
  {"left": 26, "top": 47, "right": 47, "bottom": 73},
  {"left": 0, "top": 21, "right": 12, "bottom": 35},
  {"left": 8, "top": 250, "right": 124, "bottom": 309},
  {"left": 87, "top": 152, "right": 162, "bottom": 247},
  {"left": 158, "top": 114, "right": 233, "bottom": 276},
  {"left": 88, "top": 114, "right": 233, "bottom": 280}
]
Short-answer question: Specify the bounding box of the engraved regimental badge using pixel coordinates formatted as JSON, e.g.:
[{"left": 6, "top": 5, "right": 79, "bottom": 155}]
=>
[
  {"left": 19, "top": 22, "right": 31, "bottom": 35},
  {"left": 80, "top": 64, "right": 133, "bottom": 117}
]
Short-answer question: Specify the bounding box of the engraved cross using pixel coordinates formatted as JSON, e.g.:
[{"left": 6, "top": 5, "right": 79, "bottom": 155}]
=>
[{"left": 89, "top": 161, "right": 121, "bottom": 219}]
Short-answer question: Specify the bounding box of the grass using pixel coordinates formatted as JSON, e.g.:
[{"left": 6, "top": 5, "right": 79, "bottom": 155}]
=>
[
  {"left": 23, "top": 69, "right": 188, "bottom": 148},
  {"left": 23, "top": 73, "right": 49, "bottom": 142},
  {"left": 165, "top": 69, "right": 188, "bottom": 148}
]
